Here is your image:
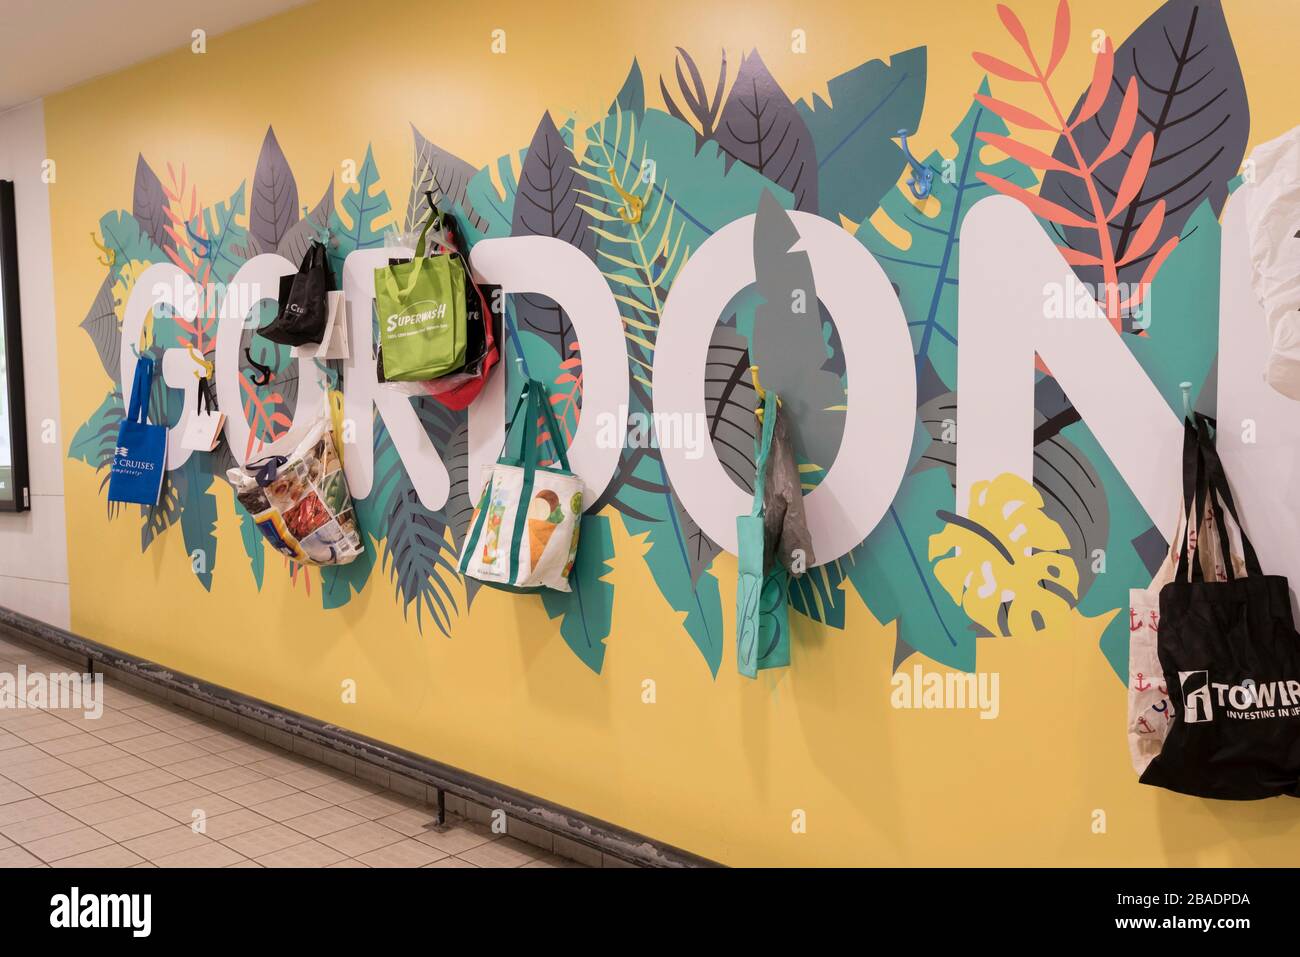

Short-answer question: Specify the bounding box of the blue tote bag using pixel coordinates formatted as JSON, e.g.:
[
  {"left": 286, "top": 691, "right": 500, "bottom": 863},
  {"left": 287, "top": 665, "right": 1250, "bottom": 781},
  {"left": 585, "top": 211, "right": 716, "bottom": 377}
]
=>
[{"left": 108, "top": 356, "right": 168, "bottom": 506}]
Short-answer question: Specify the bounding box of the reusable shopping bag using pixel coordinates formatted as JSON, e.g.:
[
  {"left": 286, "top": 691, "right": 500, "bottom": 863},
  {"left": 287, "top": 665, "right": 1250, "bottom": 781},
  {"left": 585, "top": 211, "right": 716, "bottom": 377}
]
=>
[
  {"left": 262, "top": 241, "right": 334, "bottom": 347},
  {"left": 736, "top": 392, "right": 817, "bottom": 677},
  {"left": 376, "top": 203, "right": 498, "bottom": 408},
  {"left": 225, "top": 399, "right": 363, "bottom": 566},
  {"left": 293, "top": 291, "right": 349, "bottom": 361},
  {"left": 179, "top": 375, "right": 226, "bottom": 453},
  {"left": 1139, "top": 414, "right": 1300, "bottom": 799},
  {"left": 1241, "top": 124, "right": 1300, "bottom": 399},
  {"left": 374, "top": 207, "right": 467, "bottom": 382},
  {"left": 108, "top": 356, "right": 168, "bottom": 506},
  {"left": 458, "top": 379, "right": 583, "bottom": 592},
  {"left": 1127, "top": 429, "right": 1241, "bottom": 774}
]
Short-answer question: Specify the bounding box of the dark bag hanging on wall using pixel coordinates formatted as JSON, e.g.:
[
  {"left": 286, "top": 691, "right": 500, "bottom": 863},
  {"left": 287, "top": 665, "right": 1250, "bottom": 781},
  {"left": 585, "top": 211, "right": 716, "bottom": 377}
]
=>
[
  {"left": 1139, "top": 414, "right": 1300, "bottom": 800},
  {"left": 261, "top": 241, "right": 334, "bottom": 346}
]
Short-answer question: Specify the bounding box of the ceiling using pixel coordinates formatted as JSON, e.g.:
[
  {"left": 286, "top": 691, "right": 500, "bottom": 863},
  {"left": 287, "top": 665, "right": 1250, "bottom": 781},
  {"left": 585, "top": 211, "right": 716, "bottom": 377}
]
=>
[{"left": 0, "top": 0, "right": 312, "bottom": 111}]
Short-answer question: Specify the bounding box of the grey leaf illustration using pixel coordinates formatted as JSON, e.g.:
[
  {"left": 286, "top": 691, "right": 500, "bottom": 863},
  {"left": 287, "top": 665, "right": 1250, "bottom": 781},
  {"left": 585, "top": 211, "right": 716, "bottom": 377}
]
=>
[
  {"left": 249, "top": 127, "right": 299, "bottom": 255},
  {"left": 132, "top": 154, "right": 172, "bottom": 255},
  {"left": 444, "top": 417, "right": 480, "bottom": 608},
  {"left": 1033, "top": 415, "right": 1109, "bottom": 601},
  {"left": 715, "top": 50, "right": 818, "bottom": 212},
  {"left": 406, "top": 124, "right": 487, "bottom": 234},
  {"left": 749, "top": 189, "right": 845, "bottom": 469},
  {"left": 1040, "top": 0, "right": 1248, "bottom": 291},
  {"left": 80, "top": 273, "right": 121, "bottom": 383},
  {"left": 276, "top": 179, "right": 333, "bottom": 266},
  {"left": 705, "top": 323, "right": 758, "bottom": 492},
  {"left": 679, "top": 493, "right": 719, "bottom": 586},
  {"left": 511, "top": 112, "right": 596, "bottom": 358},
  {"left": 912, "top": 388, "right": 958, "bottom": 478}
]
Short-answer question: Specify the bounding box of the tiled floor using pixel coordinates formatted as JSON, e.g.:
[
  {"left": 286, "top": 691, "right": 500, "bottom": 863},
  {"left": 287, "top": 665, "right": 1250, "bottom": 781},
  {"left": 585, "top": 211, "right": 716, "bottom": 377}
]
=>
[{"left": 0, "top": 634, "right": 582, "bottom": 868}]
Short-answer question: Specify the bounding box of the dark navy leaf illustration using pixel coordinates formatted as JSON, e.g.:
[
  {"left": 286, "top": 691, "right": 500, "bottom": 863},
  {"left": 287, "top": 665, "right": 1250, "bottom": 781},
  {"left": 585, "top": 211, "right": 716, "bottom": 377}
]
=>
[
  {"left": 248, "top": 127, "right": 299, "bottom": 257},
  {"left": 796, "top": 46, "right": 926, "bottom": 223},
  {"left": 132, "top": 154, "right": 172, "bottom": 255},
  {"left": 1040, "top": 0, "right": 1248, "bottom": 291},
  {"left": 659, "top": 47, "right": 728, "bottom": 151},
  {"left": 715, "top": 50, "right": 818, "bottom": 212},
  {"left": 511, "top": 112, "right": 596, "bottom": 358},
  {"left": 705, "top": 322, "right": 758, "bottom": 492},
  {"left": 407, "top": 124, "right": 487, "bottom": 234}
]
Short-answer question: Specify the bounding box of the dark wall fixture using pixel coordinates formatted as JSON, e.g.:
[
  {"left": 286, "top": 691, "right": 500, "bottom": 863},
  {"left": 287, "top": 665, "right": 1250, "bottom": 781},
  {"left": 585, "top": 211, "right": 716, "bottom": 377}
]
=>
[{"left": 0, "top": 180, "right": 29, "bottom": 513}]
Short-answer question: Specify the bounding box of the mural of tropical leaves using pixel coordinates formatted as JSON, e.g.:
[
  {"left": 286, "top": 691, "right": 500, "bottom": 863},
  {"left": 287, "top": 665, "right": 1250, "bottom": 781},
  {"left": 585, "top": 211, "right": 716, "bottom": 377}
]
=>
[
  {"left": 859, "top": 77, "right": 1037, "bottom": 386},
  {"left": 1038, "top": 0, "right": 1247, "bottom": 309},
  {"left": 511, "top": 112, "right": 596, "bottom": 361},
  {"left": 575, "top": 104, "right": 794, "bottom": 674},
  {"left": 795, "top": 46, "right": 926, "bottom": 224},
  {"left": 407, "top": 123, "right": 487, "bottom": 234},
  {"left": 714, "top": 50, "right": 819, "bottom": 212},
  {"left": 846, "top": 82, "right": 1036, "bottom": 669},
  {"left": 704, "top": 321, "right": 758, "bottom": 492}
]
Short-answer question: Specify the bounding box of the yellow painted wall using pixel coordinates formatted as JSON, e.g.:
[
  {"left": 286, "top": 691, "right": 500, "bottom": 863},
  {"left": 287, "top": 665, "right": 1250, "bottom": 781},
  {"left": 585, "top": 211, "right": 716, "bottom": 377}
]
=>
[{"left": 43, "top": 0, "right": 1300, "bottom": 865}]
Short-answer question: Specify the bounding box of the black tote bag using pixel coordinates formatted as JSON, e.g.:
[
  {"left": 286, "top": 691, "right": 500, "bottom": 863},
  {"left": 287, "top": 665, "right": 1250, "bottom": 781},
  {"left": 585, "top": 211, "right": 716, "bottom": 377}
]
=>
[
  {"left": 262, "top": 241, "right": 334, "bottom": 346},
  {"left": 1140, "top": 414, "right": 1300, "bottom": 800}
]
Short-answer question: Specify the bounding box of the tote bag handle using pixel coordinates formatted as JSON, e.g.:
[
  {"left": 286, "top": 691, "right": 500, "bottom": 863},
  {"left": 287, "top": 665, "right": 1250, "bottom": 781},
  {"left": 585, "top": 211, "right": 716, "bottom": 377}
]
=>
[
  {"left": 1193, "top": 414, "right": 1263, "bottom": 578},
  {"left": 498, "top": 379, "right": 571, "bottom": 475},
  {"left": 748, "top": 391, "right": 779, "bottom": 518},
  {"left": 126, "top": 356, "right": 154, "bottom": 426}
]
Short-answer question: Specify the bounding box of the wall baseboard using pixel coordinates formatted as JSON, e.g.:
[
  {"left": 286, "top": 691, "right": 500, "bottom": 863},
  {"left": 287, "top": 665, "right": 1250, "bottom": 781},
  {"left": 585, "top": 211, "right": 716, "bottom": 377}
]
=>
[{"left": 0, "top": 605, "right": 719, "bottom": 868}]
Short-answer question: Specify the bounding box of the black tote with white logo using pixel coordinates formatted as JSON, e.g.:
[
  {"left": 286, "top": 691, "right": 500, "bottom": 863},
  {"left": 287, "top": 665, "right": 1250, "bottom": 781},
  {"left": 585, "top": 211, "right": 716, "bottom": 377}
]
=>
[
  {"left": 1140, "top": 415, "right": 1300, "bottom": 800},
  {"left": 261, "top": 241, "right": 334, "bottom": 346}
]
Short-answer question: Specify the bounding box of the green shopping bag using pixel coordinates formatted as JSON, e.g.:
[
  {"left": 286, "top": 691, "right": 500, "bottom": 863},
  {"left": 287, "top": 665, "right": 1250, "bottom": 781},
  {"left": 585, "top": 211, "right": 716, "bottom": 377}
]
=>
[
  {"left": 374, "top": 209, "right": 467, "bottom": 381},
  {"left": 736, "top": 390, "right": 791, "bottom": 678}
]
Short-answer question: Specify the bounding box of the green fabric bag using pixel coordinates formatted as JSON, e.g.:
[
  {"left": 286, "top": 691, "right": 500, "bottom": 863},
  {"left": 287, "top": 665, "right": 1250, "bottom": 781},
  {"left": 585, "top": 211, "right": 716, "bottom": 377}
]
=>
[
  {"left": 374, "top": 210, "right": 467, "bottom": 381},
  {"left": 736, "top": 390, "right": 791, "bottom": 678}
]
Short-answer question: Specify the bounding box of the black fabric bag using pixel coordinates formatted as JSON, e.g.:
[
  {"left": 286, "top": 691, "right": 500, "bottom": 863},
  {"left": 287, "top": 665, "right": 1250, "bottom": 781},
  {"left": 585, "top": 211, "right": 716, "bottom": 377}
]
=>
[
  {"left": 1139, "top": 414, "right": 1300, "bottom": 800},
  {"left": 262, "top": 241, "right": 334, "bottom": 346}
]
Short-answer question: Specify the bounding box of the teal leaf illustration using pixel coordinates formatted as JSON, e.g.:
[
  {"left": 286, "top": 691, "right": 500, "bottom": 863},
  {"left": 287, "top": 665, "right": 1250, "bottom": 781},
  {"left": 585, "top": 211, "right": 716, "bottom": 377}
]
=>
[
  {"left": 99, "top": 210, "right": 165, "bottom": 270},
  {"left": 858, "top": 77, "right": 1036, "bottom": 386},
  {"left": 796, "top": 46, "right": 927, "bottom": 224},
  {"left": 320, "top": 547, "right": 373, "bottom": 610},
  {"left": 234, "top": 499, "right": 266, "bottom": 590},
  {"left": 540, "top": 513, "right": 615, "bottom": 673},
  {"left": 847, "top": 462, "right": 976, "bottom": 671},
  {"left": 382, "top": 483, "right": 459, "bottom": 638},
  {"left": 461, "top": 148, "right": 526, "bottom": 246},
  {"left": 192, "top": 181, "right": 248, "bottom": 286},
  {"left": 68, "top": 390, "right": 123, "bottom": 470},
  {"left": 177, "top": 456, "right": 217, "bottom": 592},
  {"left": 329, "top": 145, "right": 391, "bottom": 276},
  {"left": 789, "top": 559, "right": 848, "bottom": 629},
  {"left": 611, "top": 58, "right": 645, "bottom": 117}
]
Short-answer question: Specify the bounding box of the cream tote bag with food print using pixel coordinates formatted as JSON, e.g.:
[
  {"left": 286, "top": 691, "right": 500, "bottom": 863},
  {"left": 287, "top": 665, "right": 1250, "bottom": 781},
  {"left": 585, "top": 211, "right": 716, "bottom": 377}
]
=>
[{"left": 459, "top": 380, "right": 583, "bottom": 592}]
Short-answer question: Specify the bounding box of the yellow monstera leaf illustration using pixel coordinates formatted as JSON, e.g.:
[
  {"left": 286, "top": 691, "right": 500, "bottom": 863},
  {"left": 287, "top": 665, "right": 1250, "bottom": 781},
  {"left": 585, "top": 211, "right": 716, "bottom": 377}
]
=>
[{"left": 928, "top": 473, "right": 1079, "bottom": 637}]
